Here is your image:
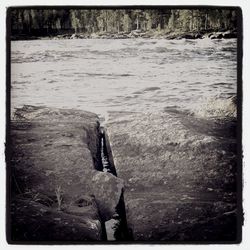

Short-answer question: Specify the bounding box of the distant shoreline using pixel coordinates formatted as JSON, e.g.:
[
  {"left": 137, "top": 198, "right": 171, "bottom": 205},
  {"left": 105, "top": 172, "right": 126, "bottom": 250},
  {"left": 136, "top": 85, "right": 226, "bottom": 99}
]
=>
[{"left": 11, "top": 29, "right": 237, "bottom": 41}]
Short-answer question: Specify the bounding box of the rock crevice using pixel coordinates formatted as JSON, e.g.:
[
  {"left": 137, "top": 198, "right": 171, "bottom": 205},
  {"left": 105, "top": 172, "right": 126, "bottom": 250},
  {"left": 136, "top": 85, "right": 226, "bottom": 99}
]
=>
[
  {"left": 106, "top": 110, "right": 238, "bottom": 241},
  {"left": 8, "top": 106, "right": 124, "bottom": 242}
]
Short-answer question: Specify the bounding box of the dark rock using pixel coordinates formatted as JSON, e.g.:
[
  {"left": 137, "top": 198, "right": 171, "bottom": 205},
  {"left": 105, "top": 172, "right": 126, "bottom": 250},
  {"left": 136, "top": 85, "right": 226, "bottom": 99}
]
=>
[
  {"left": 11, "top": 197, "right": 102, "bottom": 241},
  {"left": 223, "top": 31, "right": 237, "bottom": 39},
  {"left": 165, "top": 32, "right": 202, "bottom": 40},
  {"left": 9, "top": 106, "right": 123, "bottom": 242},
  {"left": 181, "top": 33, "right": 196, "bottom": 39},
  {"left": 70, "top": 33, "right": 82, "bottom": 39},
  {"left": 208, "top": 33, "right": 214, "bottom": 38},
  {"left": 209, "top": 32, "right": 230, "bottom": 39},
  {"left": 106, "top": 111, "right": 238, "bottom": 241},
  {"left": 217, "top": 33, "right": 223, "bottom": 39},
  {"left": 195, "top": 33, "right": 202, "bottom": 39},
  {"left": 89, "top": 171, "right": 124, "bottom": 221}
]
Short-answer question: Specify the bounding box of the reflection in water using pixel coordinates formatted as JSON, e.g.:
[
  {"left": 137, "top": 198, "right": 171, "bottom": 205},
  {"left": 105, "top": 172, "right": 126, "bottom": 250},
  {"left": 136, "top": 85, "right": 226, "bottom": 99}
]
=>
[{"left": 11, "top": 38, "right": 237, "bottom": 121}]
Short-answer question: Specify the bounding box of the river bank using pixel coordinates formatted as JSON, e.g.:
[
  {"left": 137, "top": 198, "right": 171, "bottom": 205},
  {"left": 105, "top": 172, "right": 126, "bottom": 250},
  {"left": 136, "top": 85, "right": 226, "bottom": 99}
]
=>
[
  {"left": 11, "top": 29, "right": 237, "bottom": 41},
  {"left": 105, "top": 107, "right": 239, "bottom": 241},
  {"left": 8, "top": 103, "right": 240, "bottom": 242},
  {"left": 8, "top": 106, "right": 126, "bottom": 242}
]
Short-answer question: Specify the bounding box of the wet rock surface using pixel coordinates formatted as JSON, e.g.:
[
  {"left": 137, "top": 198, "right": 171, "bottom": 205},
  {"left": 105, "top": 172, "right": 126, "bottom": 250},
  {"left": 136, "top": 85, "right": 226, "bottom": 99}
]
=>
[
  {"left": 9, "top": 105, "right": 123, "bottom": 242},
  {"left": 106, "top": 110, "right": 239, "bottom": 241}
]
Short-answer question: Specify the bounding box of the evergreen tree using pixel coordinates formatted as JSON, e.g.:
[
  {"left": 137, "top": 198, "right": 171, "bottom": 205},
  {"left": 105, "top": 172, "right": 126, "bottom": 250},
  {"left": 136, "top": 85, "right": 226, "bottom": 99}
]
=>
[{"left": 10, "top": 8, "right": 238, "bottom": 37}]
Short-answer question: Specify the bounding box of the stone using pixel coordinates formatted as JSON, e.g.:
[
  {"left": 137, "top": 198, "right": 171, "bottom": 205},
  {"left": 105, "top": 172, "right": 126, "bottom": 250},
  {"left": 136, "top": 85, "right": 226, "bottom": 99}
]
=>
[
  {"left": 11, "top": 197, "right": 102, "bottom": 241},
  {"left": 70, "top": 33, "right": 79, "bottom": 39},
  {"left": 209, "top": 32, "right": 225, "bottom": 39},
  {"left": 10, "top": 105, "right": 102, "bottom": 203},
  {"left": 106, "top": 110, "right": 238, "bottom": 241},
  {"left": 89, "top": 171, "right": 124, "bottom": 221},
  {"left": 9, "top": 105, "right": 123, "bottom": 242},
  {"left": 223, "top": 30, "right": 237, "bottom": 39}
]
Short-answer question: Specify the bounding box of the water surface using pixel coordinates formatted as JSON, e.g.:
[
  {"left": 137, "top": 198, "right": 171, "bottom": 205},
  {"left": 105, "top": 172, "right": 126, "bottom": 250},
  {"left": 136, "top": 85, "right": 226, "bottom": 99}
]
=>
[{"left": 11, "top": 38, "right": 237, "bottom": 121}]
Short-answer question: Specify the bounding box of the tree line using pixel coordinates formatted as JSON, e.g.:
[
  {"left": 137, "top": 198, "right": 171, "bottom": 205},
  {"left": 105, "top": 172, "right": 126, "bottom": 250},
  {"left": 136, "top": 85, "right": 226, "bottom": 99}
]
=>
[{"left": 10, "top": 8, "right": 237, "bottom": 36}]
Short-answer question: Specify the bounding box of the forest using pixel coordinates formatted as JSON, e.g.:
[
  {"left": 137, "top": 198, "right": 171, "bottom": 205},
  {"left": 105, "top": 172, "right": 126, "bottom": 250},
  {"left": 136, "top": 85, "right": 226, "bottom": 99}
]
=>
[{"left": 10, "top": 8, "right": 238, "bottom": 38}]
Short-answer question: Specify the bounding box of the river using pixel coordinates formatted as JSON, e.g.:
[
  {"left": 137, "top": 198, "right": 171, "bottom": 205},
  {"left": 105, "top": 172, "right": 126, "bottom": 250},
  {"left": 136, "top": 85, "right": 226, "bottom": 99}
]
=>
[{"left": 11, "top": 38, "right": 237, "bottom": 121}]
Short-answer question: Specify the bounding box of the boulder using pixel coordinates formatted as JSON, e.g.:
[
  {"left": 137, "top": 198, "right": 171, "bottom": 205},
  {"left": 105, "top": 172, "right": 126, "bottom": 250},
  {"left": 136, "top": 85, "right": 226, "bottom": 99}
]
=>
[
  {"left": 88, "top": 171, "right": 124, "bottom": 221},
  {"left": 165, "top": 32, "right": 202, "bottom": 40},
  {"left": 223, "top": 30, "right": 237, "bottom": 39},
  {"left": 70, "top": 33, "right": 78, "bottom": 39},
  {"left": 209, "top": 32, "right": 224, "bottom": 39}
]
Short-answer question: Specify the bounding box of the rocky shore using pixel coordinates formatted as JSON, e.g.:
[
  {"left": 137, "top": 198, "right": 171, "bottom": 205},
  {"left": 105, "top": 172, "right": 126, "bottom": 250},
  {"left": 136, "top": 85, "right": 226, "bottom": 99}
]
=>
[
  {"left": 11, "top": 29, "right": 237, "bottom": 41},
  {"left": 8, "top": 105, "right": 124, "bottom": 242},
  {"left": 106, "top": 109, "right": 239, "bottom": 241},
  {"left": 8, "top": 105, "right": 240, "bottom": 242}
]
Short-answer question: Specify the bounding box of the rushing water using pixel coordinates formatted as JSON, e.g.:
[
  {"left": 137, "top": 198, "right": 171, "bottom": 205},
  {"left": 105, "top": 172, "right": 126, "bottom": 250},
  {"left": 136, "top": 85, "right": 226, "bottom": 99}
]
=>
[{"left": 11, "top": 38, "right": 237, "bottom": 121}]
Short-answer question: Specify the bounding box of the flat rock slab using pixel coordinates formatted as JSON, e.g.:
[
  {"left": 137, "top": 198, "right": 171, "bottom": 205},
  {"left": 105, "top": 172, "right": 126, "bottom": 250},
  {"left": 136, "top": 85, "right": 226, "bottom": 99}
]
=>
[
  {"left": 11, "top": 105, "right": 101, "bottom": 202},
  {"left": 106, "top": 111, "right": 238, "bottom": 241},
  {"left": 9, "top": 105, "right": 123, "bottom": 242}
]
